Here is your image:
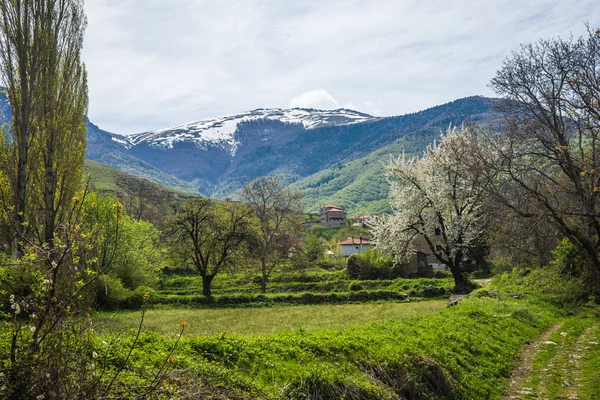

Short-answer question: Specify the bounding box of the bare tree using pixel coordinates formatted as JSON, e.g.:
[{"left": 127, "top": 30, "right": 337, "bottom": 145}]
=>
[
  {"left": 241, "top": 176, "right": 304, "bottom": 293},
  {"left": 167, "top": 198, "right": 256, "bottom": 297},
  {"left": 478, "top": 26, "right": 600, "bottom": 286}
]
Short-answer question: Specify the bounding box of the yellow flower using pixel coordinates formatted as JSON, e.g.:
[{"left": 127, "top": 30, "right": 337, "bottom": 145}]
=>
[
  {"left": 580, "top": 171, "right": 586, "bottom": 177},
  {"left": 179, "top": 321, "right": 189, "bottom": 329},
  {"left": 143, "top": 292, "right": 150, "bottom": 301}
]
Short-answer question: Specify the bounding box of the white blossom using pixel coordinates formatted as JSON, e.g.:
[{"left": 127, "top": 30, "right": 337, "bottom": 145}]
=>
[{"left": 373, "top": 126, "right": 487, "bottom": 284}]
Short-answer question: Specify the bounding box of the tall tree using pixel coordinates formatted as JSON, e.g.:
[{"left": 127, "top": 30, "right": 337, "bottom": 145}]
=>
[
  {"left": 372, "top": 127, "right": 489, "bottom": 291},
  {"left": 471, "top": 26, "right": 600, "bottom": 288},
  {"left": 167, "top": 198, "right": 256, "bottom": 297},
  {"left": 0, "top": 0, "right": 87, "bottom": 256},
  {"left": 241, "top": 176, "right": 303, "bottom": 293}
]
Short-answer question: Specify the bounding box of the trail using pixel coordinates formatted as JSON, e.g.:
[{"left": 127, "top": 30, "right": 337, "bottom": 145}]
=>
[
  {"left": 504, "top": 317, "right": 600, "bottom": 399},
  {"left": 504, "top": 323, "right": 562, "bottom": 399}
]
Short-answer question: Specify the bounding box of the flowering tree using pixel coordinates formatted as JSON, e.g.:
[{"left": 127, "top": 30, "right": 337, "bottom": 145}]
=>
[{"left": 372, "top": 127, "right": 489, "bottom": 291}]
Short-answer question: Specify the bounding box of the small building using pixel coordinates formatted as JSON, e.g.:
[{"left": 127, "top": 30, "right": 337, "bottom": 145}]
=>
[
  {"left": 405, "top": 229, "right": 446, "bottom": 272},
  {"left": 320, "top": 205, "right": 347, "bottom": 227},
  {"left": 339, "top": 237, "right": 372, "bottom": 257}
]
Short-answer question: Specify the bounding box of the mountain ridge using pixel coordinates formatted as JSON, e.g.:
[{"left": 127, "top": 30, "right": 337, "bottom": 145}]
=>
[{"left": 0, "top": 93, "right": 499, "bottom": 214}]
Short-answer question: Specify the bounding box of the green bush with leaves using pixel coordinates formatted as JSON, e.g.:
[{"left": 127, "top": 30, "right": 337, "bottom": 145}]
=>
[
  {"left": 346, "top": 249, "right": 399, "bottom": 280},
  {"left": 81, "top": 192, "right": 162, "bottom": 309}
]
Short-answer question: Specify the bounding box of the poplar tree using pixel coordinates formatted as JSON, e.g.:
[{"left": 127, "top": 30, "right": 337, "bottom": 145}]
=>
[{"left": 0, "top": 0, "right": 88, "bottom": 256}]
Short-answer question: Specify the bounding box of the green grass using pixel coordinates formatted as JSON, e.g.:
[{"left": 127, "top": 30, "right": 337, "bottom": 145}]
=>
[
  {"left": 95, "top": 300, "right": 447, "bottom": 337},
  {"left": 84, "top": 159, "right": 197, "bottom": 196},
  {"left": 581, "top": 321, "right": 600, "bottom": 399},
  {"left": 95, "top": 296, "right": 560, "bottom": 399},
  {"left": 152, "top": 272, "right": 454, "bottom": 308}
]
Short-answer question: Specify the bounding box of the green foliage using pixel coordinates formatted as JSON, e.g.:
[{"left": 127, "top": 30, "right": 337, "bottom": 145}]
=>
[
  {"left": 491, "top": 266, "right": 588, "bottom": 306},
  {"left": 302, "top": 233, "right": 326, "bottom": 262},
  {"left": 346, "top": 250, "right": 399, "bottom": 280},
  {"left": 90, "top": 296, "right": 558, "bottom": 399},
  {"left": 81, "top": 191, "right": 162, "bottom": 309},
  {"left": 550, "top": 238, "right": 584, "bottom": 277}
]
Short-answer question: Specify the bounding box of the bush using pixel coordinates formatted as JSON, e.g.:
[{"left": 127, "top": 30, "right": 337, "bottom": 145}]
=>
[{"left": 346, "top": 250, "right": 399, "bottom": 280}]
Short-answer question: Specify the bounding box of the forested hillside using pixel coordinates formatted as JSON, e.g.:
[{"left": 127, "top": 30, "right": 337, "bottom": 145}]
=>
[{"left": 2, "top": 93, "right": 497, "bottom": 214}]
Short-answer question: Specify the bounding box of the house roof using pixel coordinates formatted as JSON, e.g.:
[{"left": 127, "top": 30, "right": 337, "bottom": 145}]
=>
[
  {"left": 339, "top": 237, "right": 372, "bottom": 246},
  {"left": 322, "top": 205, "right": 343, "bottom": 211}
]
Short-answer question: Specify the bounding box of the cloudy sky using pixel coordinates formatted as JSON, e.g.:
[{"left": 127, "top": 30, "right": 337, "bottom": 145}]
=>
[{"left": 83, "top": 0, "right": 599, "bottom": 134}]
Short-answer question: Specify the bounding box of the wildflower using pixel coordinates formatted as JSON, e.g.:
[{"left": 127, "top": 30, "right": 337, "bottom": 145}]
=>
[
  {"left": 179, "top": 321, "right": 189, "bottom": 329},
  {"left": 87, "top": 363, "right": 95, "bottom": 371},
  {"left": 143, "top": 292, "right": 150, "bottom": 301},
  {"left": 46, "top": 373, "right": 50, "bottom": 379},
  {"left": 594, "top": 187, "right": 599, "bottom": 193},
  {"left": 92, "top": 351, "right": 98, "bottom": 359},
  {"left": 102, "top": 341, "right": 109, "bottom": 348},
  {"left": 72, "top": 196, "right": 80, "bottom": 203},
  {"left": 36, "top": 395, "right": 45, "bottom": 400},
  {"left": 581, "top": 171, "right": 586, "bottom": 177},
  {"left": 30, "top": 326, "right": 36, "bottom": 333}
]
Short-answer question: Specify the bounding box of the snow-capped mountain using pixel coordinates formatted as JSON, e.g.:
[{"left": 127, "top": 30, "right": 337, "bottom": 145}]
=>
[{"left": 112, "top": 108, "right": 378, "bottom": 154}]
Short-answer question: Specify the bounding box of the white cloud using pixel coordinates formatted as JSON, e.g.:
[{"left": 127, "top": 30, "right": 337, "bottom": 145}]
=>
[
  {"left": 289, "top": 90, "right": 341, "bottom": 109},
  {"left": 82, "top": 0, "right": 600, "bottom": 133}
]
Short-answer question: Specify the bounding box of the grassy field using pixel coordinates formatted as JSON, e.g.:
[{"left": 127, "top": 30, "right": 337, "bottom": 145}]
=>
[
  {"left": 153, "top": 268, "right": 454, "bottom": 308},
  {"left": 96, "top": 296, "right": 561, "bottom": 399},
  {"left": 95, "top": 300, "right": 447, "bottom": 336}
]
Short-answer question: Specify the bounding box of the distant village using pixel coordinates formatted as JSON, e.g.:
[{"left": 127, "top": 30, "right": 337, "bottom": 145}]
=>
[{"left": 312, "top": 204, "right": 447, "bottom": 271}]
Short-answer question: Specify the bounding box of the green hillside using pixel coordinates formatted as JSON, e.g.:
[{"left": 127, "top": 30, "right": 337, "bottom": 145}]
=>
[{"left": 293, "top": 98, "right": 499, "bottom": 216}]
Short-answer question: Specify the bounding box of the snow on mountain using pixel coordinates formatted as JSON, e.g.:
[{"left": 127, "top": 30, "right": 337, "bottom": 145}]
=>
[{"left": 111, "top": 108, "right": 378, "bottom": 154}]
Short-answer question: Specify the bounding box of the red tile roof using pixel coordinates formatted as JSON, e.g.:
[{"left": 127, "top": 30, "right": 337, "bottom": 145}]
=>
[{"left": 339, "top": 237, "right": 371, "bottom": 246}]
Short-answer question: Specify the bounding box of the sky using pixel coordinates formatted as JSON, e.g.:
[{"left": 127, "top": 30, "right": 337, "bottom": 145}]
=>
[{"left": 83, "top": 0, "right": 599, "bottom": 134}]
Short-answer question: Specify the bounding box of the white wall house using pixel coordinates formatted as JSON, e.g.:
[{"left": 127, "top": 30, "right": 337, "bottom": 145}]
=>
[{"left": 340, "top": 237, "right": 372, "bottom": 257}]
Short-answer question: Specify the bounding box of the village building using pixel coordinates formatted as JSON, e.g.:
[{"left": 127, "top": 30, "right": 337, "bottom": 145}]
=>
[
  {"left": 320, "top": 205, "right": 347, "bottom": 227},
  {"left": 339, "top": 236, "right": 372, "bottom": 256},
  {"left": 405, "top": 228, "right": 447, "bottom": 273}
]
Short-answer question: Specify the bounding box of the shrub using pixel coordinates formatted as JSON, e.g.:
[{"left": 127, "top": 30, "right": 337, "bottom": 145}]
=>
[{"left": 346, "top": 250, "right": 398, "bottom": 280}]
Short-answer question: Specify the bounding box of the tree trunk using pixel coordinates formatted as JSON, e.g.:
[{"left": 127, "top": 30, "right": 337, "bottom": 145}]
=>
[
  {"left": 260, "top": 260, "right": 267, "bottom": 294},
  {"left": 449, "top": 251, "right": 469, "bottom": 293},
  {"left": 202, "top": 274, "right": 214, "bottom": 297}
]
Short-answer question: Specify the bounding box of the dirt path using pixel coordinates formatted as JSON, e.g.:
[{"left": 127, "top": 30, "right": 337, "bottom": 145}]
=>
[
  {"left": 504, "top": 317, "right": 600, "bottom": 400},
  {"left": 566, "top": 326, "right": 593, "bottom": 399},
  {"left": 504, "top": 323, "right": 562, "bottom": 399}
]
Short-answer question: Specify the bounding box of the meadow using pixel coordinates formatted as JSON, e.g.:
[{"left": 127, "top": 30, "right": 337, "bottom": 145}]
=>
[{"left": 95, "top": 300, "right": 447, "bottom": 336}]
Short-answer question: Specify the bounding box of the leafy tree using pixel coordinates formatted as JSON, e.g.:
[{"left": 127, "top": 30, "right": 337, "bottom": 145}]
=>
[
  {"left": 303, "top": 232, "right": 326, "bottom": 262},
  {"left": 166, "top": 198, "right": 256, "bottom": 297},
  {"left": 241, "top": 176, "right": 304, "bottom": 293},
  {"left": 78, "top": 191, "right": 161, "bottom": 308},
  {"left": 372, "top": 127, "right": 489, "bottom": 291},
  {"left": 0, "top": 0, "right": 88, "bottom": 257}
]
